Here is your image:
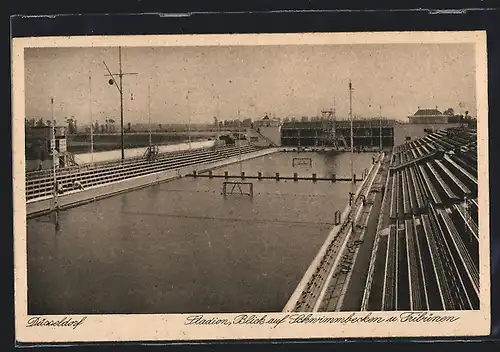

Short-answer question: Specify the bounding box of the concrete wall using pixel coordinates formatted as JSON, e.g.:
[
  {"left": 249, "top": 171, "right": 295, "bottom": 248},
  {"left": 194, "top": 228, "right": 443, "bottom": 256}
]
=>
[
  {"left": 393, "top": 123, "right": 462, "bottom": 146},
  {"left": 246, "top": 126, "right": 281, "bottom": 147},
  {"left": 26, "top": 169, "right": 181, "bottom": 217},
  {"left": 71, "top": 140, "right": 216, "bottom": 165},
  {"left": 259, "top": 126, "right": 281, "bottom": 146}
]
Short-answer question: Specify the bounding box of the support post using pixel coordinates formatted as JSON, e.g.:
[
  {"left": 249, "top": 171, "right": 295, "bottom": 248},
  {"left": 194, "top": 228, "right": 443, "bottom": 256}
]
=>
[
  {"left": 50, "top": 97, "right": 59, "bottom": 212},
  {"left": 119, "top": 47, "right": 124, "bottom": 160},
  {"left": 89, "top": 74, "right": 94, "bottom": 162},
  {"left": 349, "top": 80, "right": 354, "bottom": 188},
  {"left": 335, "top": 210, "right": 341, "bottom": 225},
  {"left": 102, "top": 46, "right": 139, "bottom": 162},
  {"left": 379, "top": 105, "right": 383, "bottom": 151},
  {"left": 54, "top": 206, "right": 60, "bottom": 232}
]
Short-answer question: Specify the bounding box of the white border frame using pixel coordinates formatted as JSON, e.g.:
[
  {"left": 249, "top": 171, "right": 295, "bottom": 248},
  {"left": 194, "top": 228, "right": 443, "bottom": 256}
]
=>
[{"left": 13, "top": 31, "right": 490, "bottom": 342}]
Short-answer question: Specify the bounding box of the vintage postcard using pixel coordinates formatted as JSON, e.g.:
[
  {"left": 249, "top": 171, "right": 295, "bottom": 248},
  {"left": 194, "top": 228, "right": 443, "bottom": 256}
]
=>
[{"left": 13, "top": 31, "right": 490, "bottom": 343}]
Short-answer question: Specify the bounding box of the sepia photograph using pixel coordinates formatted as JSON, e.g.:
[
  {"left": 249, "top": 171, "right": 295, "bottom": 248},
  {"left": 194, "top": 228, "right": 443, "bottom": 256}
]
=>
[{"left": 13, "top": 31, "right": 490, "bottom": 342}]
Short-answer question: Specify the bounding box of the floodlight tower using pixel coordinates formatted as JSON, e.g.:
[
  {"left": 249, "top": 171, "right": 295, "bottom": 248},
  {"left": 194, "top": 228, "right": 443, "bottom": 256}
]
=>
[{"left": 103, "top": 47, "right": 138, "bottom": 161}]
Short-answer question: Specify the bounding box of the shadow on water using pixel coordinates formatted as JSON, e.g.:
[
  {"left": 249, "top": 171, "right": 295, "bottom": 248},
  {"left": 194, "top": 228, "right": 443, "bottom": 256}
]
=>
[{"left": 27, "top": 152, "right": 374, "bottom": 314}]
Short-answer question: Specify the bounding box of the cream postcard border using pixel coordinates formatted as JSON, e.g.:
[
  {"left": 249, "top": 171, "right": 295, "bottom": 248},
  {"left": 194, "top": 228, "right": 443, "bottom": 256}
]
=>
[{"left": 13, "top": 31, "right": 490, "bottom": 342}]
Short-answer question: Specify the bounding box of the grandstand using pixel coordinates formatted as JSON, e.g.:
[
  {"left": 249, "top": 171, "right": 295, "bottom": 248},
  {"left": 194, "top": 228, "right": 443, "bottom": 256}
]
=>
[
  {"left": 364, "top": 126, "right": 479, "bottom": 311},
  {"left": 284, "top": 125, "right": 479, "bottom": 312},
  {"left": 25, "top": 144, "right": 261, "bottom": 202},
  {"left": 280, "top": 118, "right": 396, "bottom": 149},
  {"left": 25, "top": 122, "right": 480, "bottom": 314}
]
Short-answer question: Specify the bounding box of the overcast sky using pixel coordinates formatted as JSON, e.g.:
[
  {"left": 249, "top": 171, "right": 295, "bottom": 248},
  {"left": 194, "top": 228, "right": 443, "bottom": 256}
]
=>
[{"left": 24, "top": 43, "right": 476, "bottom": 125}]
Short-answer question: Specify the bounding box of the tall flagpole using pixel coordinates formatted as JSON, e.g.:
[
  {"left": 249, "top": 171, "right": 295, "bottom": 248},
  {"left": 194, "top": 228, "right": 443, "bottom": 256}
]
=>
[
  {"left": 148, "top": 82, "right": 152, "bottom": 147},
  {"left": 50, "top": 96, "right": 60, "bottom": 230},
  {"left": 348, "top": 81, "right": 356, "bottom": 232},
  {"left": 51, "top": 97, "right": 58, "bottom": 207},
  {"left": 379, "top": 105, "right": 382, "bottom": 151},
  {"left": 333, "top": 96, "right": 337, "bottom": 148},
  {"left": 119, "top": 47, "right": 124, "bottom": 160},
  {"left": 217, "top": 95, "right": 221, "bottom": 137},
  {"left": 333, "top": 96, "right": 336, "bottom": 118},
  {"left": 103, "top": 46, "right": 138, "bottom": 161},
  {"left": 187, "top": 90, "right": 191, "bottom": 149},
  {"left": 148, "top": 49, "right": 153, "bottom": 149},
  {"left": 238, "top": 109, "right": 242, "bottom": 174},
  {"left": 89, "top": 74, "right": 94, "bottom": 162},
  {"left": 349, "top": 80, "right": 354, "bottom": 185}
]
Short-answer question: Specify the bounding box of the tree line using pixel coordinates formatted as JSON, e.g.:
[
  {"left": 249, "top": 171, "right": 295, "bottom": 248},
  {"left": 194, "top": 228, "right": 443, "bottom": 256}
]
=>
[
  {"left": 25, "top": 115, "right": 271, "bottom": 134},
  {"left": 442, "top": 108, "right": 477, "bottom": 129},
  {"left": 25, "top": 117, "right": 81, "bottom": 134}
]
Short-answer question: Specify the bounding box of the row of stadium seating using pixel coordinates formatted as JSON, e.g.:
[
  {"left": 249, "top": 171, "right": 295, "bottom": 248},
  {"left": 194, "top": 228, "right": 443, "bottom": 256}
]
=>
[
  {"left": 26, "top": 144, "right": 238, "bottom": 180},
  {"left": 25, "top": 145, "right": 260, "bottom": 201},
  {"left": 371, "top": 204, "right": 479, "bottom": 312},
  {"left": 389, "top": 129, "right": 478, "bottom": 217},
  {"left": 391, "top": 129, "right": 478, "bottom": 177},
  {"left": 390, "top": 131, "right": 443, "bottom": 167},
  {"left": 388, "top": 162, "right": 477, "bottom": 219},
  {"left": 365, "top": 127, "right": 479, "bottom": 311}
]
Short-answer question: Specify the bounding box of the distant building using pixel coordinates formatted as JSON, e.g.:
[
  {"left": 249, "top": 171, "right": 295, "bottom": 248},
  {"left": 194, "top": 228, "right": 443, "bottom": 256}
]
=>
[
  {"left": 280, "top": 118, "right": 396, "bottom": 148},
  {"left": 254, "top": 115, "right": 280, "bottom": 128},
  {"left": 25, "top": 125, "right": 71, "bottom": 172},
  {"left": 248, "top": 115, "right": 282, "bottom": 146},
  {"left": 407, "top": 108, "right": 450, "bottom": 124},
  {"left": 392, "top": 107, "right": 463, "bottom": 146}
]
